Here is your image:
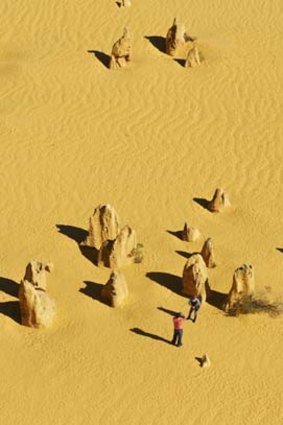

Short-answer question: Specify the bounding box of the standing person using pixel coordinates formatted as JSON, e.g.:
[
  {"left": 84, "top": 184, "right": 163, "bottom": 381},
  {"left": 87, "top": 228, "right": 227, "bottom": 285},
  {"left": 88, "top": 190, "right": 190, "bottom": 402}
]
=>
[
  {"left": 187, "top": 296, "right": 201, "bottom": 323},
  {"left": 172, "top": 312, "right": 185, "bottom": 347}
]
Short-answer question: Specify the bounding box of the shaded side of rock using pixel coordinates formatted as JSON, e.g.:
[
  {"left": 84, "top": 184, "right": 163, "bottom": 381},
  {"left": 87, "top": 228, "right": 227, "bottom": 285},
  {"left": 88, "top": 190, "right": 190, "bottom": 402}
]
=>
[
  {"left": 109, "top": 27, "right": 131, "bottom": 70},
  {"left": 182, "top": 254, "right": 210, "bottom": 302},
  {"left": 18, "top": 280, "right": 56, "bottom": 328},
  {"left": 185, "top": 45, "right": 201, "bottom": 68},
  {"left": 166, "top": 17, "right": 187, "bottom": 56},
  {"left": 207, "top": 188, "right": 231, "bottom": 212},
  {"left": 182, "top": 222, "right": 200, "bottom": 242},
  {"left": 224, "top": 264, "right": 255, "bottom": 313},
  {"left": 101, "top": 271, "right": 128, "bottom": 307},
  {"left": 23, "top": 260, "right": 54, "bottom": 291},
  {"left": 201, "top": 238, "right": 216, "bottom": 268}
]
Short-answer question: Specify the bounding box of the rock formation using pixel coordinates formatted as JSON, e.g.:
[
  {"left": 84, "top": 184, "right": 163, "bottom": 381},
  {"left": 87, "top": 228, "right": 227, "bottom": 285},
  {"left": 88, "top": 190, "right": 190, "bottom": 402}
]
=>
[
  {"left": 82, "top": 204, "right": 119, "bottom": 250},
  {"left": 185, "top": 45, "right": 201, "bottom": 68},
  {"left": 121, "top": 0, "right": 131, "bottom": 6},
  {"left": 182, "top": 254, "right": 210, "bottom": 302},
  {"left": 201, "top": 354, "right": 211, "bottom": 368},
  {"left": 109, "top": 27, "right": 131, "bottom": 70},
  {"left": 166, "top": 17, "right": 188, "bottom": 56},
  {"left": 101, "top": 271, "right": 128, "bottom": 307},
  {"left": 23, "top": 260, "right": 54, "bottom": 291},
  {"left": 18, "top": 280, "right": 56, "bottom": 328},
  {"left": 207, "top": 188, "right": 231, "bottom": 212},
  {"left": 200, "top": 238, "right": 216, "bottom": 268},
  {"left": 98, "top": 224, "right": 137, "bottom": 268},
  {"left": 224, "top": 264, "right": 255, "bottom": 313},
  {"left": 182, "top": 222, "right": 200, "bottom": 242}
]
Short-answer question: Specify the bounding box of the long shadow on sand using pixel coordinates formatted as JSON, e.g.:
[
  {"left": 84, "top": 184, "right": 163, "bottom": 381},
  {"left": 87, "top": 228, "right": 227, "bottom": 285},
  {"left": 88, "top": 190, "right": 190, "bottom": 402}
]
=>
[
  {"left": 130, "top": 327, "right": 170, "bottom": 344},
  {"left": 0, "top": 277, "right": 19, "bottom": 298},
  {"left": 0, "top": 301, "right": 21, "bottom": 324},
  {"left": 145, "top": 36, "right": 166, "bottom": 53},
  {"left": 146, "top": 272, "right": 183, "bottom": 296},
  {"left": 207, "top": 289, "right": 226, "bottom": 311},
  {"left": 175, "top": 250, "right": 194, "bottom": 259},
  {"left": 56, "top": 224, "right": 99, "bottom": 266},
  {"left": 87, "top": 50, "right": 110, "bottom": 69},
  {"left": 157, "top": 306, "right": 179, "bottom": 317},
  {"left": 174, "top": 58, "right": 186, "bottom": 67},
  {"left": 193, "top": 197, "right": 211, "bottom": 211},
  {"left": 167, "top": 229, "right": 183, "bottom": 240},
  {"left": 79, "top": 281, "right": 108, "bottom": 305},
  {"left": 276, "top": 248, "right": 283, "bottom": 253}
]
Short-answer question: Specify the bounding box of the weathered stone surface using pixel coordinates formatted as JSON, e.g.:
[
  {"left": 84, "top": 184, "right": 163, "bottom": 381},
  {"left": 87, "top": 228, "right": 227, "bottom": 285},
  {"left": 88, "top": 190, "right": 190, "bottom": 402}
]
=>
[
  {"left": 201, "top": 354, "right": 211, "bottom": 368},
  {"left": 182, "top": 254, "right": 209, "bottom": 302},
  {"left": 19, "top": 280, "right": 55, "bottom": 328},
  {"left": 224, "top": 264, "right": 255, "bottom": 313},
  {"left": 98, "top": 224, "right": 137, "bottom": 268},
  {"left": 201, "top": 238, "right": 216, "bottom": 268},
  {"left": 82, "top": 204, "right": 119, "bottom": 250},
  {"left": 23, "top": 260, "right": 54, "bottom": 291},
  {"left": 207, "top": 188, "right": 231, "bottom": 212},
  {"left": 101, "top": 271, "right": 128, "bottom": 307},
  {"left": 109, "top": 27, "right": 131, "bottom": 70},
  {"left": 185, "top": 45, "right": 201, "bottom": 68},
  {"left": 121, "top": 0, "right": 131, "bottom": 6},
  {"left": 182, "top": 222, "right": 200, "bottom": 242},
  {"left": 166, "top": 17, "right": 189, "bottom": 56}
]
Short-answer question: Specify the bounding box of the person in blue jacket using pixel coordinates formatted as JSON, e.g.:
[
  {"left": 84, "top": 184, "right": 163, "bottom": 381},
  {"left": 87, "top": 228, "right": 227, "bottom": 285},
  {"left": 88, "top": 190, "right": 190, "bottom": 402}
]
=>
[{"left": 187, "top": 296, "right": 201, "bottom": 323}]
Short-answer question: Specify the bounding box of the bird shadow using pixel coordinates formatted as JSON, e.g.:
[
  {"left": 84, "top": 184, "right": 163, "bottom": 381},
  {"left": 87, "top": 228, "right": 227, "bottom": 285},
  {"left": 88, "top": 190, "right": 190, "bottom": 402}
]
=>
[
  {"left": 145, "top": 36, "right": 166, "bottom": 53},
  {"left": 0, "top": 277, "right": 19, "bottom": 298},
  {"left": 0, "top": 301, "right": 21, "bottom": 324},
  {"left": 167, "top": 229, "right": 183, "bottom": 240},
  {"left": 157, "top": 306, "right": 179, "bottom": 317},
  {"left": 79, "top": 280, "right": 107, "bottom": 305},
  {"left": 207, "top": 289, "right": 226, "bottom": 311},
  {"left": 193, "top": 197, "right": 211, "bottom": 211},
  {"left": 87, "top": 50, "right": 110, "bottom": 69},
  {"left": 130, "top": 327, "right": 170, "bottom": 344},
  {"left": 146, "top": 272, "right": 184, "bottom": 296}
]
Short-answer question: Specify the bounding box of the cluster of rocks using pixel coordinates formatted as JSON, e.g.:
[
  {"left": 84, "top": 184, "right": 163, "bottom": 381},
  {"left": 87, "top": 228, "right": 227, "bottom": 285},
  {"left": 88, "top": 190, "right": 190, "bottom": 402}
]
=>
[{"left": 18, "top": 261, "right": 55, "bottom": 328}]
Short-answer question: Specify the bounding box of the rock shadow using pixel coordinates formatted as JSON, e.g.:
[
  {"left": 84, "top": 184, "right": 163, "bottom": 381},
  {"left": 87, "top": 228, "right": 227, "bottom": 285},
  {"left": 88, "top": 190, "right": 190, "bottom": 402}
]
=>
[
  {"left": 146, "top": 272, "right": 183, "bottom": 296},
  {"left": 145, "top": 36, "right": 166, "bottom": 53},
  {"left": 115, "top": 1, "right": 122, "bottom": 7},
  {"left": 79, "top": 280, "right": 107, "bottom": 305},
  {"left": 195, "top": 356, "right": 204, "bottom": 367},
  {"left": 87, "top": 50, "right": 110, "bottom": 69},
  {"left": 207, "top": 289, "right": 226, "bottom": 311},
  {"left": 276, "top": 248, "right": 283, "bottom": 253},
  {"left": 174, "top": 58, "right": 186, "bottom": 67},
  {"left": 130, "top": 327, "right": 170, "bottom": 344},
  {"left": 175, "top": 250, "right": 195, "bottom": 259},
  {"left": 167, "top": 229, "right": 183, "bottom": 240},
  {"left": 0, "top": 277, "right": 19, "bottom": 298},
  {"left": 193, "top": 197, "right": 210, "bottom": 211},
  {"left": 0, "top": 301, "right": 21, "bottom": 324},
  {"left": 157, "top": 306, "right": 179, "bottom": 317}
]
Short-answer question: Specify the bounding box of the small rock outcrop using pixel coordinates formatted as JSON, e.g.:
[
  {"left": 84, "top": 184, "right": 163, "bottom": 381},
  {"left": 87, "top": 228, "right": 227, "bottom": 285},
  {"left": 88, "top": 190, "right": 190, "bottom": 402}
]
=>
[
  {"left": 98, "top": 224, "right": 137, "bottom": 268},
  {"left": 166, "top": 17, "right": 188, "bottom": 56},
  {"left": 182, "top": 222, "right": 200, "bottom": 242},
  {"left": 121, "top": 0, "right": 131, "bottom": 6},
  {"left": 23, "top": 260, "right": 54, "bottom": 291},
  {"left": 101, "top": 271, "right": 128, "bottom": 307},
  {"left": 201, "top": 354, "right": 211, "bottom": 368},
  {"left": 185, "top": 45, "right": 201, "bottom": 68},
  {"left": 82, "top": 204, "right": 119, "bottom": 250},
  {"left": 224, "top": 264, "right": 255, "bottom": 313},
  {"left": 201, "top": 238, "right": 216, "bottom": 268},
  {"left": 18, "top": 280, "right": 56, "bottom": 328},
  {"left": 109, "top": 27, "right": 131, "bottom": 70},
  {"left": 182, "top": 254, "right": 209, "bottom": 302},
  {"left": 207, "top": 188, "right": 231, "bottom": 212}
]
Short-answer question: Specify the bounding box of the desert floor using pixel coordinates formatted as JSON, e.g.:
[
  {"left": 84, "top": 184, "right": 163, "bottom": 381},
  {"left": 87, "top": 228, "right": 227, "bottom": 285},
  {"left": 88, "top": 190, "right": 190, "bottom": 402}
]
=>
[{"left": 0, "top": 1, "right": 283, "bottom": 424}]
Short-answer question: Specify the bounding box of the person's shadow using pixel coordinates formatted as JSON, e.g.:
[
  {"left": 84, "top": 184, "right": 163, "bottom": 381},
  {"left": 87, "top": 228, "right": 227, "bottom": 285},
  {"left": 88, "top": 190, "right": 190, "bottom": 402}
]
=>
[{"left": 130, "top": 327, "right": 170, "bottom": 344}]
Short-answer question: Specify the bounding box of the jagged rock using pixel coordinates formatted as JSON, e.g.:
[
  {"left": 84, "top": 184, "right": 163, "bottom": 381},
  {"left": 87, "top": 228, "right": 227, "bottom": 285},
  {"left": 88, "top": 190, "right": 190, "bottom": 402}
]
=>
[
  {"left": 18, "top": 280, "right": 56, "bottom": 328},
  {"left": 201, "top": 354, "right": 211, "bottom": 368},
  {"left": 207, "top": 188, "right": 231, "bottom": 212},
  {"left": 182, "top": 222, "right": 200, "bottom": 242},
  {"left": 121, "top": 0, "right": 131, "bottom": 6},
  {"left": 82, "top": 204, "right": 119, "bottom": 250},
  {"left": 182, "top": 254, "right": 210, "bottom": 302},
  {"left": 98, "top": 224, "right": 137, "bottom": 268},
  {"left": 109, "top": 27, "right": 131, "bottom": 70},
  {"left": 224, "top": 264, "right": 255, "bottom": 313},
  {"left": 101, "top": 271, "right": 128, "bottom": 307},
  {"left": 185, "top": 45, "right": 201, "bottom": 68},
  {"left": 23, "top": 260, "right": 54, "bottom": 291},
  {"left": 201, "top": 238, "right": 216, "bottom": 268},
  {"left": 166, "top": 17, "right": 190, "bottom": 56}
]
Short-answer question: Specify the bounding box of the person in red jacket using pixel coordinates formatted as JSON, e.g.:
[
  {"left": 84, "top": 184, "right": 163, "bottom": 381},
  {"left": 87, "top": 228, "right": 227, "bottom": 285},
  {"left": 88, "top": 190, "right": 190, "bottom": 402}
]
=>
[{"left": 171, "top": 312, "right": 185, "bottom": 347}]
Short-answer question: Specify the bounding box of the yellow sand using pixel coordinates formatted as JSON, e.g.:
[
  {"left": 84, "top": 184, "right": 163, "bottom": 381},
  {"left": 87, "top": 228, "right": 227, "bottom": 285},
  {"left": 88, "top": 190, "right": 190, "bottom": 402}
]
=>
[{"left": 1, "top": 1, "right": 283, "bottom": 423}]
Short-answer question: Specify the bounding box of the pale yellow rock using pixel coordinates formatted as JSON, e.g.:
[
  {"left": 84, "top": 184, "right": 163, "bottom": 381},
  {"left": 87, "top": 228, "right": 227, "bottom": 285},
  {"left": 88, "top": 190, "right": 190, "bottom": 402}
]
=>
[
  {"left": 18, "top": 280, "right": 56, "bottom": 328},
  {"left": 101, "top": 271, "right": 128, "bottom": 307},
  {"left": 200, "top": 238, "right": 216, "bottom": 268},
  {"left": 165, "top": 17, "right": 187, "bottom": 56},
  {"left": 224, "top": 264, "right": 255, "bottom": 313},
  {"left": 182, "top": 222, "right": 200, "bottom": 242},
  {"left": 201, "top": 354, "right": 211, "bottom": 368},
  {"left": 207, "top": 188, "right": 231, "bottom": 212},
  {"left": 82, "top": 204, "right": 119, "bottom": 250},
  {"left": 23, "top": 260, "right": 54, "bottom": 291},
  {"left": 122, "top": 0, "right": 131, "bottom": 6},
  {"left": 109, "top": 27, "right": 131, "bottom": 70},
  {"left": 182, "top": 254, "right": 209, "bottom": 302},
  {"left": 185, "top": 45, "right": 201, "bottom": 68}
]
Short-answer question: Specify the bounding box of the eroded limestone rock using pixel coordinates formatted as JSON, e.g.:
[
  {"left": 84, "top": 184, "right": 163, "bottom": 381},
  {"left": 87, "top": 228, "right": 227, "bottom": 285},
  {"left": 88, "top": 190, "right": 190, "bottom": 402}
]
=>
[
  {"left": 201, "top": 238, "right": 216, "bottom": 268},
  {"left": 201, "top": 354, "right": 211, "bottom": 368},
  {"left": 82, "top": 204, "right": 119, "bottom": 250},
  {"left": 23, "top": 260, "right": 54, "bottom": 291},
  {"left": 121, "top": 0, "right": 131, "bottom": 6},
  {"left": 207, "top": 188, "right": 231, "bottom": 212},
  {"left": 109, "top": 27, "right": 131, "bottom": 70},
  {"left": 101, "top": 271, "right": 128, "bottom": 307},
  {"left": 185, "top": 45, "right": 201, "bottom": 68},
  {"left": 166, "top": 17, "right": 189, "bottom": 56},
  {"left": 182, "top": 222, "right": 200, "bottom": 242},
  {"left": 224, "top": 264, "right": 255, "bottom": 313},
  {"left": 182, "top": 254, "right": 209, "bottom": 302},
  {"left": 19, "top": 280, "right": 55, "bottom": 328}
]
